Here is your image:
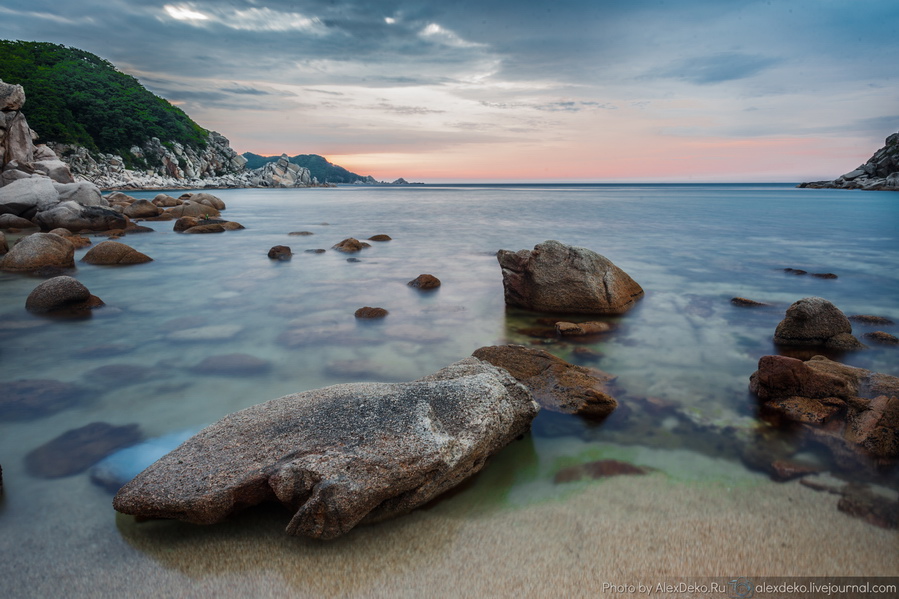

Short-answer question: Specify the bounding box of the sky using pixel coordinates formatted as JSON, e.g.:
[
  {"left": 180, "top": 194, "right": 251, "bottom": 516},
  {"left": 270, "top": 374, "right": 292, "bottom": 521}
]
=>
[{"left": 1, "top": 0, "right": 897, "bottom": 183}]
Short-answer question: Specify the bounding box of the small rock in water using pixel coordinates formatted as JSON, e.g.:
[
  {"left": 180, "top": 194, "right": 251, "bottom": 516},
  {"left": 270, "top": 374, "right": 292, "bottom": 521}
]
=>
[
  {"left": 267, "top": 245, "right": 292, "bottom": 260},
  {"left": 783, "top": 268, "right": 808, "bottom": 275},
  {"left": 812, "top": 273, "right": 838, "bottom": 279},
  {"left": 25, "top": 276, "right": 104, "bottom": 316},
  {"left": 848, "top": 315, "right": 895, "bottom": 326},
  {"left": 862, "top": 331, "right": 899, "bottom": 345},
  {"left": 769, "top": 459, "right": 821, "bottom": 482},
  {"left": 0, "top": 379, "right": 87, "bottom": 420},
  {"left": 81, "top": 240, "right": 152, "bottom": 265},
  {"left": 368, "top": 234, "right": 392, "bottom": 242},
  {"left": 408, "top": 274, "right": 441, "bottom": 289},
  {"left": 553, "top": 459, "right": 650, "bottom": 484},
  {"left": 332, "top": 238, "right": 370, "bottom": 253},
  {"left": 288, "top": 231, "right": 314, "bottom": 236},
  {"left": 304, "top": 249, "right": 326, "bottom": 254},
  {"left": 731, "top": 297, "right": 769, "bottom": 307},
  {"left": 355, "top": 307, "right": 389, "bottom": 319},
  {"left": 555, "top": 321, "right": 613, "bottom": 336},
  {"left": 25, "top": 422, "right": 143, "bottom": 478}
]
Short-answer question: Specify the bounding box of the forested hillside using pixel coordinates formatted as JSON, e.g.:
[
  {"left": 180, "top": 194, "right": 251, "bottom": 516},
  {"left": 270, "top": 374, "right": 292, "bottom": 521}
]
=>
[{"left": 0, "top": 40, "right": 208, "bottom": 161}]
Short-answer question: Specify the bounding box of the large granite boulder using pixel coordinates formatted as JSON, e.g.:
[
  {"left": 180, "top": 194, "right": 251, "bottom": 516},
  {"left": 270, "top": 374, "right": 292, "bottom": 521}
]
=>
[
  {"left": 183, "top": 192, "right": 226, "bottom": 211},
  {"left": 0, "top": 177, "right": 58, "bottom": 218},
  {"left": 25, "top": 275, "right": 104, "bottom": 314},
  {"left": 33, "top": 201, "right": 127, "bottom": 232},
  {"left": 33, "top": 160, "right": 75, "bottom": 184},
  {"left": 123, "top": 199, "right": 162, "bottom": 219},
  {"left": 774, "top": 297, "right": 864, "bottom": 350},
  {"left": 113, "top": 358, "right": 538, "bottom": 539},
  {"left": 81, "top": 241, "right": 152, "bottom": 265},
  {"left": 0, "top": 213, "right": 37, "bottom": 229},
  {"left": 473, "top": 344, "right": 618, "bottom": 418},
  {"left": 164, "top": 201, "right": 220, "bottom": 218},
  {"left": 496, "top": 240, "right": 644, "bottom": 314},
  {"left": 750, "top": 355, "right": 899, "bottom": 467},
  {"left": 0, "top": 232, "right": 74, "bottom": 271},
  {"left": 53, "top": 181, "right": 105, "bottom": 207},
  {"left": 0, "top": 79, "right": 26, "bottom": 111}
]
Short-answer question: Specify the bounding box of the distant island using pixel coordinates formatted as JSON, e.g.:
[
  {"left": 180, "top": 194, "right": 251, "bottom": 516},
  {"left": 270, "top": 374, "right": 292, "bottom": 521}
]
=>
[
  {"left": 800, "top": 131, "right": 899, "bottom": 191},
  {"left": 0, "top": 40, "right": 414, "bottom": 190}
]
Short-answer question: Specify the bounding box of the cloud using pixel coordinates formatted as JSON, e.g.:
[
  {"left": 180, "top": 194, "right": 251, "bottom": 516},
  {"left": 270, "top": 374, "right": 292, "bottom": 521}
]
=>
[
  {"left": 651, "top": 52, "right": 782, "bottom": 85},
  {"left": 161, "top": 4, "right": 325, "bottom": 33}
]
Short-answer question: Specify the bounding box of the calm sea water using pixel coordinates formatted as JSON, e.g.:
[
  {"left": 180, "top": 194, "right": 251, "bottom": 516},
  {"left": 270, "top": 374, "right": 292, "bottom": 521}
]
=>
[{"left": 1, "top": 183, "right": 897, "bottom": 593}]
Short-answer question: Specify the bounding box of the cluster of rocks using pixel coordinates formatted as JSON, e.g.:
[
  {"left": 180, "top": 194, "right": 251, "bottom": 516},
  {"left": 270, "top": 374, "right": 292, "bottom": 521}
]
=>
[{"left": 800, "top": 131, "right": 899, "bottom": 191}]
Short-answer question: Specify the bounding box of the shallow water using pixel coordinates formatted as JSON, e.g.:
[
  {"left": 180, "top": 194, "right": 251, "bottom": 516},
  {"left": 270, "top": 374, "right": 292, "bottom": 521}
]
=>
[{"left": 1, "top": 183, "right": 897, "bottom": 596}]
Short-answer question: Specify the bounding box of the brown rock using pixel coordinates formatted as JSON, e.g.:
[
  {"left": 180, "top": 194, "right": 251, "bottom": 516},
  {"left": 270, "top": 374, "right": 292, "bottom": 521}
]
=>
[
  {"left": 496, "top": 240, "right": 643, "bottom": 314},
  {"left": 554, "top": 459, "right": 650, "bottom": 483},
  {"left": 863, "top": 331, "right": 899, "bottom": 345},
  {"left": 555, "top": 321, "right": 613, "bottom": 336},
  {"left": 164, "top": 201, "right": 220, "bottom": 218},
  {"left": 0, "top": 213, "right": 37, "bottom": 229},
  {"left": 25, "top": 276, "right": 104, "bottom": 315},
  {"left": 123, "top": 199, "right": 162, "bottom": 218},
  {"left": 848, "top": 315, "right": 895, "bottom": 326},
  {"left": 184, "top": 224, "right": 226, "bottom": 234},
  {"left": 0, "top": 232, "right": 74, "bottom": 271},
  {"left": 288, "top": 231, "right": 314, "bottom": 236},
  {"left": 812, "top": 272, "right": 838, "bottom": 279},
  {"left": 268, "top": 245, "right": 292, "bottom": 260},
  {"left": 81, "top": 240, "right": 152, "bottom": 265},
  {"left": 769, "top": 460, "right": 821, "bottom": 482},
  {"left": 173, "top": 216, "right": 199, "bottom": 232},
  {"left": 152, "top": 194, "right": 181, "bottom": 207},
  {"left": 784, "top": 268, "right": 807, "bottom": 275},
  {"left": 332, "top": 238, "right": 370, "bottom": 253},
  {"left": 749, "top": 355, "right": 855, "bottom": 401},
  {"left": 355, "top": 307, "right": 389, "bottom": 319},
  {"left": 846, "top": 395, "right": 899, "bottom": 459},
  {"left": 473, "top": 344, "right": 618, "bottom": 419},
  {"left": 184, "top": 192, "right": 226, "bottom": 211},
  {"left": 837, "top": 485, "right": 899, "bottom": 529},
  {"left": 407, "top": 274, "right": 441, "bottom": 289},
  {"left": 0, "top": 231, "right": 6, "bottom": 255},
  {"left": 222, "top": 221, "right": 244, "bottom": 231},
  {"left": 761, "top": 395, "right": 846, "bottom": 425},
  {"left": 368, "top": 234, "right": 392, "bottom": 241},
  {"left": 731, "top": 297, "right": 769, "bottom": 307},
  {"left": 49, "top": 228, "right": 92, "bottom": 248},
  {"left": 24, "top": 422, "right": 143, "bottom": 478},
  {"left": 113, "top": 358, "right": 538, "bottom": 539},
  {"left": 773, "top": 297, "right": 861, "bottom": 348}
]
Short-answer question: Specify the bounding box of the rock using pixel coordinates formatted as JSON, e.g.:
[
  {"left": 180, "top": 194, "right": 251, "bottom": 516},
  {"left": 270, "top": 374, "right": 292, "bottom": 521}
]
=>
[
  {"left": 731, "top": 297, "right": 769, "bottom": 307},
  {"left": 0, "top": 232, "right": 74, "bottom": 271},
  {"left": 784, "top": 268, "right": 807, "bottom": 275},
  {"left": 0, "top": 213, "right": 37, "bottom": 229},
  {"left": 222, "top": 221, "right": 244, "bottom": 231},
  {"left": 800, "top": 131, "right": 899, "bottom": 192},
  {"left": 267, "top": 245, "right": 292, "bottom": 260},
  {"left": 24, "top": 422, "right": 143, "bottom": 478},
  {"left": 183, "top": 224, "right": 226, "bottom": 234},
  {"left": 773, "top": 297, "right": 863, "bottom": 349},
  {"left": 305, "top": 249, "right": 326, "bottom": 254},
  {"left": 33, "top": 202, "right": 127, "bottom": 232},
  {"left": 81, "top": 240, "right": 152, "bottom": 265},
  {"left": 164, "top": 201, "right": 221, "bottom": 219},
  {"left": 749, "top": 355, "right": 854, "bottom": 401},
  {"left": 25, "top": 275, "right": 104, "bottom": 314},
  {"left": 368, "top": 234, "right": 392, "bottom": 241},
  {"left": 48, "top": 228, "right": 91, "bottom": 248},
  {"left": 812, "top": 272, "right": 838, "bottom": 279},
  {"left": 555, "top": 321, "right": 613, "bottom": 336},
  {"left": 355, "top": 307, "right": 389, "bottom": 319},
  {"left": 190, "top": 354, "right": 272, "bottom": 376},
  {"left": 52, "top": 181, "right": 104, "bottom": 206},
  {"left": 32, "top": 160, "right": 75, "bottom": 184},
  {"left": 0, "top": 231, "right": 6, "bottom": 254},
  {"left": 553, "top": 459, "right": 650, "bottom": 483},
  {"left": 288, "top": 231, "right": 314, "bottom": 236},
  {"left": 332, "top": 238, "right": 370, "bottom": 253},
  {"left": 408, "top": 274, "right": 441, "bottom": 289},
  {"left": 0, "top": 463, "right": 3, "bottom": 495},
  {"left": 0, "top": 79, "right": 25, "bottom": 110},
  {"left": 113, "top": 358, "right": 538, "bottom": 539},
  {"left": 848, "top": 315, "right": 895, "bottom": 326},
  {"left": 85, "top": 364, "right": 157, "bottom": 386},
  {"left": 472, "top": 344, "right": 618, "bottom": 419},
  {"left": 496, "top": 240, "right": 644, "bottom": 314},
  {"left": 761, "top": 395, "right": 846, "bottom": 425},
  {"left": 90, "top": 428, "right": 202, "bottom": 493},
  {"left": 183, "top": 192, "right": 225, "bottom": 210},
  {"left": 837, "top": 485, "right": 899, "bottom": 529},
  {"left": 863, "top": 331, "right": 899, "bottom": 345},
  {"left": 768, "top": 460, "right": 821, "bottom": 482},
  {"left": 0, "top": 379, "right": 86, "bottom": 420},
  {"left": 152, "top": 194, "right": 181, "bottom": 207},
  {"left": 173, "top": 216, "right": 199, "bottom": 232},
  {"left": 123, "top": 199, "right": 162, "bottom": 218},
  {"left": 0, "top": 176, "right": 58, "bottom": 217}
]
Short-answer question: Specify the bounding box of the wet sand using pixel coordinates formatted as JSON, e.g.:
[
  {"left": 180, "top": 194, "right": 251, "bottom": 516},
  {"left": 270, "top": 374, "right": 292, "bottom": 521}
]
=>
[{"left": 1, "top": 464, "right": 895, "bottom": 599}]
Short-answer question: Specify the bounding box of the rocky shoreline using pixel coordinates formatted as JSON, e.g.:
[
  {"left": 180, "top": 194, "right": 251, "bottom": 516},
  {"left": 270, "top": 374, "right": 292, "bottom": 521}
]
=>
[{"left": 799, "top": 131, "right": 899, "bottom": 191}]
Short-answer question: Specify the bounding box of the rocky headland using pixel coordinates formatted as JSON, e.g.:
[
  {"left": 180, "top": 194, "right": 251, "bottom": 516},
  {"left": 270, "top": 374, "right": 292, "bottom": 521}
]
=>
[{"left": 800, "top": 131, "right": 899, "bottom": 191}]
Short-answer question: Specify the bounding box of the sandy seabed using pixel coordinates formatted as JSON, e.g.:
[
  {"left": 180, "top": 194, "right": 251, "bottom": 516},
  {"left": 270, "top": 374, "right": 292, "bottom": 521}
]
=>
[{"left": 1, "top": 465, "right": 895, "bottom": 599}]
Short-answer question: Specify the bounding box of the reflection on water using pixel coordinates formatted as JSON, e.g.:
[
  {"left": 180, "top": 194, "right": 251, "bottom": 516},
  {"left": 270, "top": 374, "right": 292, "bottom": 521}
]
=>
[{"left": 1, "top": 184, "right": 897, "bottom": 593}]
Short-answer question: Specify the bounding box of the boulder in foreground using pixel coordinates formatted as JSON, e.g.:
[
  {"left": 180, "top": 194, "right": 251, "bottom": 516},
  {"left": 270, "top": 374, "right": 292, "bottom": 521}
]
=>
[
  {"left": 25, "top": 275, "right": 104, "bottom": 314},
  {"left": 1, "top": 232, "right": 74, "bottom": 271},
  {"left": 113, "top": 358, "right": 538, "bottom": 539},
  {"left": 496, "top": 240, "right": 643, "bottom": 314},
  {"left": 81, "top": 240, "right": 152, "bottom": 265},
  {"left": 773, "top": 297, "right": 864, "bottom": 350}
]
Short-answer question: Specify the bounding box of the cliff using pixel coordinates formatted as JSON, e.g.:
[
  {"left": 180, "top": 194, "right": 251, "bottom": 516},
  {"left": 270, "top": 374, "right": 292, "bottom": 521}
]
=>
[{"left": 800, "top": 132, "right": 899, "bottom": 191}]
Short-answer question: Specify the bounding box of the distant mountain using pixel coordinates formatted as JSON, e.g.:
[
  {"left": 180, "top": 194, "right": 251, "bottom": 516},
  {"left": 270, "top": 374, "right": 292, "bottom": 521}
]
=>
[
  {"left": 0, "top": 40, "right": 208, "bottom": 166},
  {"left": 242, "top": 152, "right": 375, "bottom": 184}
]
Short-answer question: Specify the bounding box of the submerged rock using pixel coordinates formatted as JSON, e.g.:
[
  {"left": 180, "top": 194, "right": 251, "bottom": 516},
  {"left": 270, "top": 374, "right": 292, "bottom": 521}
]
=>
[
  {"left": 863, "top": 331, "right": 899, "bottom": 346},
  {"left": 267, "top": 245, "right": 292, "bottom": 260},
  {"left": 496, "top": 240, "right": 643, "bottom": 314},
  {"left": 332, "top": 237, "right": 370, "bottom": 253},
  {"left": 473, "top": 344, "right": 618, "bottom": 419},
  {"left": 553, "top": 459, "right": 650, "bottom": 484},
  {"left": 113, "top": 358, "right": 538, "bottom": 539},
  {"left": 731, "top": 297, "right": 769, "bottom": 307},
  {"left": 0, "top": 379, "right": 87, "bottom": 420},
  {"left": 25, "top": 422, "right": 143, "bottom": 478},
  {"left": 354, "top": 306, "right": 388, "bottom": 319}
]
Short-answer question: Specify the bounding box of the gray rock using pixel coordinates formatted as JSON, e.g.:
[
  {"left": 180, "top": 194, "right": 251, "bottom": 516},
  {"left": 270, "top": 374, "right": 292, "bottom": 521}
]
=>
[
  {"left": 0, "top": 176, "right": 58, "bottom": 217},
  {"left": 0, "top": 213, "right": 37, "bottom": 229},
  {"left": 497, "top": 240, "right": 644, "bottom": 314},
  {"left": 53, "top": 181, "right": 105, "bottom": 206},
  {"left": 33, "top": 201, "right": 126, "bottom": 232},
  {"left": 33, "top": 160, "right": 75, "bottom": 184},
  {"left": 0, "top": 79, "right": 26, "bottom": 110},
  {"left": 774, "top": 297, "right": 863, "bottom": 349},
  {"left": 0, "top": 232, "right": 74, "bottom": 271},
  {"left": 0, "top": 231, "right": 6, "bottom": 254},
  {"left": 113, "top": 357, "right": 538, "bottom": 539}
]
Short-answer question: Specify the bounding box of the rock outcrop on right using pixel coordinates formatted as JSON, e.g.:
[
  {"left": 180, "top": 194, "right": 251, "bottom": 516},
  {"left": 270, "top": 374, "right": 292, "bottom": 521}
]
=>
[
  {"left": 496, "top": 240, "right": 644, "bottom": 314},
  {"left": 800, "top": 131, "right": 899, "bottom": 191},
  {"left": 773, "top": 297, "right": 865, "bottom": 350}
]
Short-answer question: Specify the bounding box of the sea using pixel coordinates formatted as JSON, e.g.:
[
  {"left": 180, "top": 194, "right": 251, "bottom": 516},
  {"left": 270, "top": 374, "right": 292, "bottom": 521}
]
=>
[{"left": 0, "top": 183, "right": 897, "bottom": 596}]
